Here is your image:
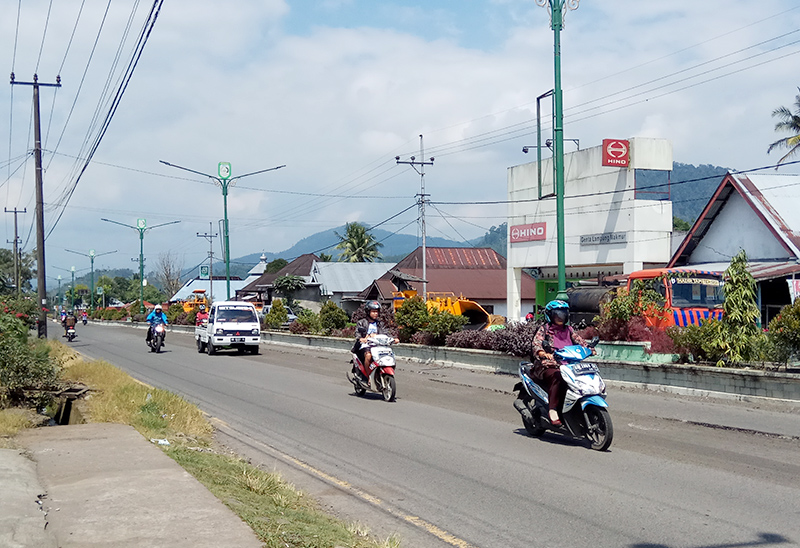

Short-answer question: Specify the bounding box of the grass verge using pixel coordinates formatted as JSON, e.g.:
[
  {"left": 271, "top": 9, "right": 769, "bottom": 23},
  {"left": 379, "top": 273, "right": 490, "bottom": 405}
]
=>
[{"left": 53, "top": 341, "right": 401, "bottom": 548}]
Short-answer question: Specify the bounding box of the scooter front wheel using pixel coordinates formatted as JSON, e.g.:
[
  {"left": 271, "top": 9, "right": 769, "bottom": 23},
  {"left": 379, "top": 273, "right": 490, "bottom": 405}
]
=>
[
  {"left": 585, "top": 406, "right": 613, "bottom": 451},
  {"left": 382, "top": 374, "right": 396, "bottom": 402}
]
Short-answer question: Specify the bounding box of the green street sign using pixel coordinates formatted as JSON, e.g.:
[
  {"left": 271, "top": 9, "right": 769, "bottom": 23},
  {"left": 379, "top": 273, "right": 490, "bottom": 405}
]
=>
[
  {"left": 199, "top": 265, "right": 210, "bottom": 280},
  {"left": 89, "top": 249, "right": 95, "bottom": 257},
  {"left": 218, "top": 162, "right": 232, "bottom": 180},
  {"left": 96, "top": 287, "right": 104, "bottom": 295},
  {"left": 137, "top": 218, "right": 147, "bottom": 229}
]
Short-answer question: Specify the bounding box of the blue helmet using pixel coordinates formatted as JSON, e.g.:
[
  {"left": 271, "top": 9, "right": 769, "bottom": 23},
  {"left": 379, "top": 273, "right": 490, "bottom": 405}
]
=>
[{"left": 544, "top": 300, "right": 569, "bottom": 324}]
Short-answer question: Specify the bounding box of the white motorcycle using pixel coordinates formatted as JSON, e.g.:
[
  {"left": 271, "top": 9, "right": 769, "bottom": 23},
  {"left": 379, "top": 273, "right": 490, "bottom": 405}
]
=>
[
  {"left": 346, "top": 334, "right": 397, "bottom": 402},
  {"left": 513, "top": 337, "right": 613, "bottom": 451}
]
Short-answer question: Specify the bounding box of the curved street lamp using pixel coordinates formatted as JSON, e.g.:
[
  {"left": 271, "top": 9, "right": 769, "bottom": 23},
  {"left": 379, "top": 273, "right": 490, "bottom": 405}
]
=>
[{"left": 65, "top": 248, "right": 117, "bottom": 313}]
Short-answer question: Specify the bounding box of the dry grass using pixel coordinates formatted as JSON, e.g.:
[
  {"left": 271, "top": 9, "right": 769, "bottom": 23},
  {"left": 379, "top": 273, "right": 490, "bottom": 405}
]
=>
[{"left": 0, "top": 408, "right": 37, "bottom": 437}]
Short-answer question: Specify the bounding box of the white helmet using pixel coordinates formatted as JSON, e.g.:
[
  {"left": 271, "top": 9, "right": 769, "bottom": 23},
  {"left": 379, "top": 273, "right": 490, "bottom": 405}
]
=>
[{"left": 155, "top": 304, "right": 163, "bottom": 311}]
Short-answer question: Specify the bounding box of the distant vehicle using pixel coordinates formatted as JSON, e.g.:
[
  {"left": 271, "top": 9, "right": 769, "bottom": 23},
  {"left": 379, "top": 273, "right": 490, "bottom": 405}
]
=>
[
  {"left": 196, "top": 301, "right": 260, "bottom": 355},
  {"left": 182, "top": 289, "right": 209, "bottom": 314},
  {"left": 262, "top": 304, "right": 298, "bottom": 324}
]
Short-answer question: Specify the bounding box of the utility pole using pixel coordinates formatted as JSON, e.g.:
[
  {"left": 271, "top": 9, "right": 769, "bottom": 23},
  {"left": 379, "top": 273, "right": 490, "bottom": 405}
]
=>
[
  {"left": 536, "top": 0, "right": 579, "bottom": 302},
  {"left": 11, "top": 73, "right": 62, "bottom": 337},
  {"left": 160, "top": 160, "right": 285, "bottom": 300},
  {"left": 4, "top": 207, "right": 26, "bottom": 296},
  {"left": 197, "top": 222, "right": 217, "bottom": 304},
  {"left": 396, "top": 135, "right": 434, "bottom": 300}
]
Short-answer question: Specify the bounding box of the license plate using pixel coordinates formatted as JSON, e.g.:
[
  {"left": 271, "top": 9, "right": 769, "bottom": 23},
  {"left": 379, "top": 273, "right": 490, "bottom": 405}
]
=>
[
  {"left": 572, "top": 363, "right": 599, "bottom": 376},
  {"left": 231, "top": 337, "right": 245, "bottom": 342}
]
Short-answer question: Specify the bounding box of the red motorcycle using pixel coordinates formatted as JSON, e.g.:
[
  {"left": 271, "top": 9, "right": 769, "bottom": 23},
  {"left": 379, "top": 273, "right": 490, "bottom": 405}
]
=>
[{"left": 347, "top": 334, "right": 397, "bottom": 402}]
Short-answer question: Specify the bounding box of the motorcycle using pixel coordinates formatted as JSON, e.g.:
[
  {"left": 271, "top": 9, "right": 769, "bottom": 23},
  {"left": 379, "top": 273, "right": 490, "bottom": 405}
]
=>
[
  {"left": 66, "top": 327, "right": 76, "bottom": 342},
  {"left": 148, "top": 323, "right": 166, "bottom": 353},
  {"left": 346, "top": 334, "right": 397, "bottom": 402},
  {"left": 82, "top": 317, "right": 87, "bottom": 326},
  {"left": 513, "top": 337, "right": 613, "bottom": 451}
]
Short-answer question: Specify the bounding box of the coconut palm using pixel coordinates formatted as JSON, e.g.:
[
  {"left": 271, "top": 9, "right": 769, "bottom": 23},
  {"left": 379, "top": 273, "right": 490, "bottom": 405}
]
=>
[
  {"left": 767, "top": 87, "right": 800, "bottom": 167},
  {"left": 334, "top": 222, "right": 383, "bottom": 263}
]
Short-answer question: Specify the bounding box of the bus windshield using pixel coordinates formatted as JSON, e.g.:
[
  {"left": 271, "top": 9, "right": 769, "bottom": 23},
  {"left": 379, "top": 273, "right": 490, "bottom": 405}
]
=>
[{"left": 668, "top": 275, "right": 724, "bottom": 309}]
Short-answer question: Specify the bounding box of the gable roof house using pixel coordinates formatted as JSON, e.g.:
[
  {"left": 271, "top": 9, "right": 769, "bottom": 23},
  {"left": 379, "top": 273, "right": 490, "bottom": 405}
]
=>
[
  {"left": 669, "top": 172, "right": 800, "bottom": 324},
  {"left": 236, "top": 254, "right": 320, "bottom": 309},
  {"left": 310, "top": 261, "right": 396, "bottom": 315},
  {"left": 359, "top": 247, "right": 537, "bottom": 317}
]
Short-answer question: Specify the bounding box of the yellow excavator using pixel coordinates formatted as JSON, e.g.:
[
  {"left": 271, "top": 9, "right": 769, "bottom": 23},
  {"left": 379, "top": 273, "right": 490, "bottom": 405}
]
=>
[
  {"left": 392, "top": 290, "right": 505, "bottom": 330},
  {"left": 182, "top": 289, "right": 210, "bottom": 314}
]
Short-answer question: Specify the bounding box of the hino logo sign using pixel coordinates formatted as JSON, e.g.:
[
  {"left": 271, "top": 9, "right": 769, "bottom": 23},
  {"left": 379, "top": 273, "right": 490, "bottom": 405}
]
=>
[
  {"left": 602, "top": 139, "right": 629, "bottom": 167},
  {"left": 510, "top": 222, "right": 547, "bottom": 243}
]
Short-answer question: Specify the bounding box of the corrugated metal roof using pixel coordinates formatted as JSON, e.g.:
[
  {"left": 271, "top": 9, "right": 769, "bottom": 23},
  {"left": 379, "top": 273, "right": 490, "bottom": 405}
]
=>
[
  {"left": 312, "top": 262, "right": 395, "bottom": 295},
  {"left": 395, "top": 247, "right": 505, "bottom": 270},
  {"left": 170, "top": 278, "right": 248, "bottom": 301},
  {"left": 682, "top": 260, "right": 800, "bottom": 282}
]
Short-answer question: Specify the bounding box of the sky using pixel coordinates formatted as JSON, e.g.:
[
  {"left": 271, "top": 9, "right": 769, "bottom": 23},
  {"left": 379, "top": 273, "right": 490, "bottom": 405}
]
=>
[{"left": 2, "top": 0, "right": 800, "bottom": 283}]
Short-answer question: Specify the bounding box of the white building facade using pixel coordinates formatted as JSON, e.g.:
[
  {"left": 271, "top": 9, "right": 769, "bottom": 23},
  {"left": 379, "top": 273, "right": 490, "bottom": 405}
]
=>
[{"left": 507, "top": 138, "right": 674, "bottom": 321}]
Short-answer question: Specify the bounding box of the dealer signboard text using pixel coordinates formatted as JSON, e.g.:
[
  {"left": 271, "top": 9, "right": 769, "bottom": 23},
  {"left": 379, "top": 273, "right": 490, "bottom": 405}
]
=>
[
  {"left": 510, "top": 222, "right": 547, "bottom": 243},
  {"left": 580, "top": 232, "right": 627, "bottom": 246}
]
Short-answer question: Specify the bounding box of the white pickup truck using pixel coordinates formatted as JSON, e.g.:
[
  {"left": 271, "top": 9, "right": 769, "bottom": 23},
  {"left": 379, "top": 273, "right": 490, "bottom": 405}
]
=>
[{"left": 195, "top": 301, "right": 261, "bottom": 355}]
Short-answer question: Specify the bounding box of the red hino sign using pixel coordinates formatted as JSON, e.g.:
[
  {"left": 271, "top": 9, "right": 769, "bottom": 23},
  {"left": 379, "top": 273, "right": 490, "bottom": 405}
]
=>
[
  {"left": 602, "top": 139, "right": 629, "bottom": 167},
  {"left": 510, "top": 222, "right": 547, "bottom": 243}
]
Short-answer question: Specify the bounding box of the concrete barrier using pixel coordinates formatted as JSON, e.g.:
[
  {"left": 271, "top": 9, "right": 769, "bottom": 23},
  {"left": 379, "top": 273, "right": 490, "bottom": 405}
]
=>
[{"left": 96, "top": 322, "right": 800, "bottom": 402}]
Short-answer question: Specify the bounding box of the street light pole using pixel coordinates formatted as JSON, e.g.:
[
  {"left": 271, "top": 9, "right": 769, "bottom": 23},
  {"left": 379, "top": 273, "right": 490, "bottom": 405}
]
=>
[
  {"left": 70, "top": 266, "right": 75, "bottom": 309},
  {"left": 159, "top": 160, "right": 285, "bottom": 300},
  {"left": 537, "top": 0, "right": 579, "bottom": 301},
  {"left": 66, "top": 248, "right": 117, "bottom": 313},
  {"left": 101, "top": 218, "right": 180, "bottom": 314}
]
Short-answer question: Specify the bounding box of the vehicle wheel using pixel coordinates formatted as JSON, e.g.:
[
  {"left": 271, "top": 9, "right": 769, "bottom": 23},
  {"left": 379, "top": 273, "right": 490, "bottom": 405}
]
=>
[
  {"left": 354, "top": 384, "right": 367, "bottom": 396},
  {"left": 207, "top": 341, "right": 216, "bottom": 356},
  {"left": 382, "top": 375, "right": 396, "bottom": 402},
  {"left": 585, "top": 406, "right": 613, "bottom": 451},
  {"left": 522, "top": 413, "right": 545, "bottom": 437},
  {"left": 196, "top": 339, "right": 205, "bottom": 353},
  {"left": 250, "top": 346, "right": 259, "bottom": 355}
]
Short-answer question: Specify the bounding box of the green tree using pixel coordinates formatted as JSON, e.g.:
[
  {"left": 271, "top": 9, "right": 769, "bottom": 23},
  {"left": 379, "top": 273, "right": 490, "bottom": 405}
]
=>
[
  {"left": 263, "top": 298, "right": 289, "bottom": 329},
  {"left": 0, "top": 248, "right": 35, "bottom": 294},
  {"left": 673, "top": 216, "right": 692, "bottom": 231},
  {"left": 318, "top": 253, "right": 334, "bottom": 262},
  {"left": 273, "top": 274, "right": 305, "bottom": 310},
  {"left": 767, "top": 87, "right": 800, "bottom": 167},
  {"left": 334, "top": 222, "right": 382, "bottom": 263},
  {"left": 265, "top": 258, "right": 288, "bottom": 274},
  {"left": 705, "top": 250, "right": 760, "bottom": 365}
]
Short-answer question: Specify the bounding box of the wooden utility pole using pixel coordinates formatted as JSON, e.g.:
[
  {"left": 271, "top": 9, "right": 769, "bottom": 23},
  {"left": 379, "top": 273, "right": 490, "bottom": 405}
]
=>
[
  {"left": 197, "top": 223, "right": 218, "bottom": 304},
  {"left": 10, "top": 73, "right": 61, "bottom": 337}
]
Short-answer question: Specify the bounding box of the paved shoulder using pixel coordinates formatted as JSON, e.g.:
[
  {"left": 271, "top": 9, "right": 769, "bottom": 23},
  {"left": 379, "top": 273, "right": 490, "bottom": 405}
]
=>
[
  {"left": 17, "top": 423, "right": 262, "bottom": 548},
  {"left": 0, "top": 448, "right": 57, "bottom": 548}
]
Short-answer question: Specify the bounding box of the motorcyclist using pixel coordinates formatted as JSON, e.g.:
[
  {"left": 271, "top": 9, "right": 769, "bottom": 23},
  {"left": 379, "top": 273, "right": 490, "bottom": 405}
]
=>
[
  {"left": 62, "top": 310, "right": 77, "bottom": 337},
  {"left": 145, "top": 304, "right": 168, "bottom": 346},
  {"left": 352, "top": 301, "right": 398, "bottom": 384},
  {"left": 531, "top": 300, "right": 592, "bottom": 427},
  {"left": 81, "top": 310, "right": 88, "bottom": 325},
  {"left": 195, "top": 304, "right": 209, "bottom": 326}
]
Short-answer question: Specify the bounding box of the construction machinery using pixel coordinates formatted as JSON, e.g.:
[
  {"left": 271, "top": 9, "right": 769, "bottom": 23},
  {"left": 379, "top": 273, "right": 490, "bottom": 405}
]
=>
[{"left": 392, "top": 290, "right": 505, "bottom": 330}]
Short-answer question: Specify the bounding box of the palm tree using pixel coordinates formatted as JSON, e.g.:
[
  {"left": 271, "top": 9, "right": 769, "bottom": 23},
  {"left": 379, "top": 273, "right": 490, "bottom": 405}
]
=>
[
  {"left": 318, "top": 252, "right": 334, "bottom": 262},
  {"left": 334, "top": 222, "right": 383, "bottom": 263},
  {"left": 768, "top": 87, "right": 800, "bottom": 167}
]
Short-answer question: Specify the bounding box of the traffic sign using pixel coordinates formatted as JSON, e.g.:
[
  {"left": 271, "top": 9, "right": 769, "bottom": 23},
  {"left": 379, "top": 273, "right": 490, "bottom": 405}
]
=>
[
  {"left": 137, "top": 218, "right": 147, "bottom": 229},
  {"left": 96, "top": 287, "right": 104, "bottom": 295},
  {"left": 218, "top": 162, "right": 232, "bottom": 180},
  {"left": 199, "top": 265, "right": 210, "bottom": 280}
]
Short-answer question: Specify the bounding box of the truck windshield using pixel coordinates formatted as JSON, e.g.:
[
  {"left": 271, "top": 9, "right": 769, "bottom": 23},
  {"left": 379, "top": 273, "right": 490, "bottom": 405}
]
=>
[
  {"left": 216, "top": 307, "right": 257, "bottom": 323},
  {"left": 668, "top": 275, "right": 724, "bottom": 308}
]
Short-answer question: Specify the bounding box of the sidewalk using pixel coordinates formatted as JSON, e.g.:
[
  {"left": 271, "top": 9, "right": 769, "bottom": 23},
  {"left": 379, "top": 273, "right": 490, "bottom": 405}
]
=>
[{"left": 5, "top": 423, "right": 262, "bottom": 548}]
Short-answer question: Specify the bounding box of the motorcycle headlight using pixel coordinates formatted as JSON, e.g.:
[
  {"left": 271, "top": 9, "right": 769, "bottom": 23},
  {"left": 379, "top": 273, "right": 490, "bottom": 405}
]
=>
[{"left": 251, "top": 329, "right": 260, "bottom": 336}]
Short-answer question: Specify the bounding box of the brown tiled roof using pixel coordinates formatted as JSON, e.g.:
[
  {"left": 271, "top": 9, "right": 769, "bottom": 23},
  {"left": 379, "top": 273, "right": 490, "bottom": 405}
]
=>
[{"left": 395, "top": 247, "right": 505, "bottom": 270}]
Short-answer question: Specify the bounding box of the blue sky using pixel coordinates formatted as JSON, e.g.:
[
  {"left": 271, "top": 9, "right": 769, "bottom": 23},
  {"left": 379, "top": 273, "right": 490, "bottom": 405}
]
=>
[{"left": 2, "top": 0, "right": 800, "bottom": 276}]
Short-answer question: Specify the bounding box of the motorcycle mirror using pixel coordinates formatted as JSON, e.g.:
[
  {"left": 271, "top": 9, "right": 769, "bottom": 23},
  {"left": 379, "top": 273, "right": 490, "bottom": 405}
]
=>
[{"left": 589, "top": 336, "right": 600, "bottom": 347}]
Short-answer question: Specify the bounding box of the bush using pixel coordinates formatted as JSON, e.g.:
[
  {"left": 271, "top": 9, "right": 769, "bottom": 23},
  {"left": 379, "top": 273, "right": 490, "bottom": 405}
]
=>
[
  {"left": 425, "top": 309, "right": 469, "bottom": 345},
  {"left": 410, "top": 331, "right": 436, "bottom": 345},
  {"left": 329, "top": 326, "right": 356, "bottom": 339},
  {"left": 166, "top": 304, "right": 184, "bottom": 324},
  {"left": 288, "top": 320, "right": 309, "bottom": 334},
  {"left": 0, "top": 315, "right": 60, "bottom": 406},
  {"left": 263, "top": 299, "right": 288, "bottom": 329},
  {"left": 767, "top": 299, "right": 800, "bottom": 363},
  {"left": 394, "top": 297, "right": 429, "bottom": 342},
  {"left": 296, "top": 309, "right": 323, "bottom": 334},
  {"left": 1, "top": 296, "right": 38, "bottom": 328},
  {"left": 445, "top": 321, "right": 541, "bottom": 357},
  {"left": 319, "top": 301, "right": 348, "bottom": 333}
]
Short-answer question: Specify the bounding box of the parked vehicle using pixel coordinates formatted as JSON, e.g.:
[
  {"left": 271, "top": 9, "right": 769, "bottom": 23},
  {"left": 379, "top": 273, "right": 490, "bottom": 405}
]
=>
[
  {"left": 347, "top": 334, "right": 397, "bottom": 402},
  {"left": 149, "top": 323, "right": 166, "bottom": 353},
  {"left": 262, "top": 303, "right": 297, "bottom": 324},
  {"left": 392, "top": 290, "right": 505, "bottom": 330},
  {"left": 513, "top": 337, "right": 613, "bottom": 451},
  {"left": 196, "top": 301, "right": 260, "bottom": 355},
  {"left": 66, "top": 327, "right": 76, "bottom": 342}
]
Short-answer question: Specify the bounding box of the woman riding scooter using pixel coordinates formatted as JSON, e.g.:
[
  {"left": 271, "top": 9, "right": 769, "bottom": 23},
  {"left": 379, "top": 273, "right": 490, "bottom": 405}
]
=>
[{"left": 531, "top": 300, "right": 593, "bottom": 426}]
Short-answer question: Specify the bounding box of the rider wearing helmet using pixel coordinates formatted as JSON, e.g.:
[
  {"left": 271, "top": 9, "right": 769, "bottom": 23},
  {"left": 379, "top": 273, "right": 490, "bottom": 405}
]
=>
[
  {"left": 351, "top": 301, "right": 398, "bottom": 385},
  {"left": 145, "top": 304, "right": 169, "bottom": 345},
  {"left": 531, "top": 300, "right": 592, "bottom": 426},
  {"left": 195, "top": 304, "right": 209, "bottom": 326}
]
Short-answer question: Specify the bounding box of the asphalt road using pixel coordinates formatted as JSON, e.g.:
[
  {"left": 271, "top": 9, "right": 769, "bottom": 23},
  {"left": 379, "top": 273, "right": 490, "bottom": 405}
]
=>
[{"left": 59, "top": 322, "right": 800, "bottom": 548}]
